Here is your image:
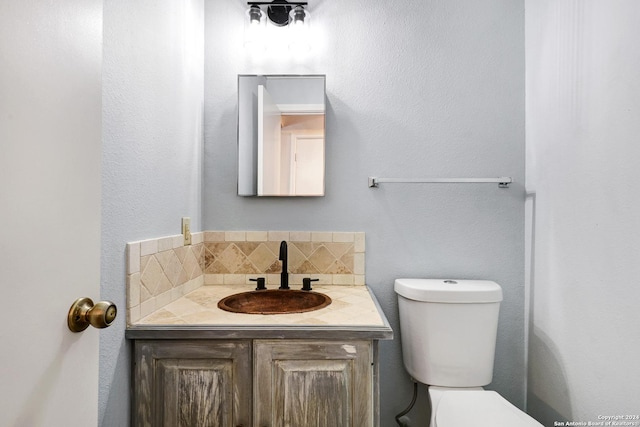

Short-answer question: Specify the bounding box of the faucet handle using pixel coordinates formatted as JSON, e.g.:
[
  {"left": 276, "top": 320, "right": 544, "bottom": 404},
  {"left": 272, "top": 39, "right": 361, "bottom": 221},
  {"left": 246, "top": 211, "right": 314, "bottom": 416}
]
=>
[
  {"left": 302, "top": 278, "right": 319, "bottom": 291},
  {"left": 250, "top": 277, "right": 266, "bottom": 290}
]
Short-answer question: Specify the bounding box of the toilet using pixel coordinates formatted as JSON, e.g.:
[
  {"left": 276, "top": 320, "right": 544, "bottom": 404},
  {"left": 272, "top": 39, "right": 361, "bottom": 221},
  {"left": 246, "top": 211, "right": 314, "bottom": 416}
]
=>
[{"left": 395, "top": 278, "right": 542, "bottom": 426}]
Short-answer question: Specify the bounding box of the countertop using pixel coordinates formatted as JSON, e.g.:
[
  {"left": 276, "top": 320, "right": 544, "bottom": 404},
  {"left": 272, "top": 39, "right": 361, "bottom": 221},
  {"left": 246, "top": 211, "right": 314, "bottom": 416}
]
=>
[{"left": 126, "top": 285, "right": 393, "bottom": 340}]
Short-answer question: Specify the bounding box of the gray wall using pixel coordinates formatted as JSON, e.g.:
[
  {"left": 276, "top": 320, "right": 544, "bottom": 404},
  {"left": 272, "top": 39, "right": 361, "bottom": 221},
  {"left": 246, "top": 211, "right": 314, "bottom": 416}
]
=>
[
  {"left": 204, "top": 0, "right": 525, "bottom": 424},
  {"left": 526, "top": 1, "right": 640, "bottom": 425},
  {"left": 100, "top": 1, "right": 204, "bottom": 425}
]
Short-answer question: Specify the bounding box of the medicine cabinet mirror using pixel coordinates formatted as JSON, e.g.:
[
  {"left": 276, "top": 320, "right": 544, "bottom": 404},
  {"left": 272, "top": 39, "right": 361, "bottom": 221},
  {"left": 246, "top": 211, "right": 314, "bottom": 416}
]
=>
[{"left": 238, "top": 75, "right": 326, "bottom": 196}]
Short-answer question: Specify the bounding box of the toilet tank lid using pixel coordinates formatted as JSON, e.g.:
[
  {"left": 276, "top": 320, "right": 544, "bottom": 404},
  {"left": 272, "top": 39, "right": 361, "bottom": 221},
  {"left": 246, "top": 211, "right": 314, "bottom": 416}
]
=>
[{"left": 394, "top": 279, "right": 503, "bottom": 303}]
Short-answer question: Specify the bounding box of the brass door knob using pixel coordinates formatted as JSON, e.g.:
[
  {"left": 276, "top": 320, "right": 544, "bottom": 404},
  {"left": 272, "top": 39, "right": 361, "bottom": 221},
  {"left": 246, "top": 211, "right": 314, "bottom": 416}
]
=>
[{"left": 67, "top": 297, "right": 117, "bottom": 332}]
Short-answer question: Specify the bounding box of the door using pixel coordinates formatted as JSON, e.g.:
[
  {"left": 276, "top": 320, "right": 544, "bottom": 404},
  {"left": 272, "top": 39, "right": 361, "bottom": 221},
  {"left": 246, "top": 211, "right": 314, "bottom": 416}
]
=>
[
  {"left": 0, "top": 0, "right": 103, "bottom": 425},
  {"left": 291, "top": 135, "right": 325, "bottom": 196},
  {"left": 257, "top": 85, "right": 282, "bottom": 195}
]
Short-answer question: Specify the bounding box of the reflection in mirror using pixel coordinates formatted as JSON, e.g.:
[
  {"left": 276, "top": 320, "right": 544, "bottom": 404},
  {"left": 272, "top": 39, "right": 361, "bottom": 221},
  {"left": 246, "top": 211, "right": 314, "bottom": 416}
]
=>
[{"left": 238, "top": 75, "right": 326, "bottom": 196}]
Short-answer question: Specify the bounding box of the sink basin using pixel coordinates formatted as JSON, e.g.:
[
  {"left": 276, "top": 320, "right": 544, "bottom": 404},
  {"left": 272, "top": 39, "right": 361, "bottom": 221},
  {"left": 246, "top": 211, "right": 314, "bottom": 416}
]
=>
[{"left": 217, "top": 289, "right": 331, "bottom": 315}]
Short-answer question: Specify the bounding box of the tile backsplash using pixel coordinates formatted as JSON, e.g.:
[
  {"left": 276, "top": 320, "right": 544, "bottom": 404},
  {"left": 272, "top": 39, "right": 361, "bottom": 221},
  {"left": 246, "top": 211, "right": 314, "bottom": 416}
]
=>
[
  {"left": 126, "top": 233, "right": 205, "bottom": 324},
  {"left": 126, "top": 231, "right": 365, "bottom": 324}
]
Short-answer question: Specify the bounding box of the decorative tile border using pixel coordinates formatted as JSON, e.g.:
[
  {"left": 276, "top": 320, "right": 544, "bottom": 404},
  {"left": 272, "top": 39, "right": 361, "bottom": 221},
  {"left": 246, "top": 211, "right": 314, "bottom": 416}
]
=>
[{"left": 126, "top": 231, "right": 365, "bottom": 325}]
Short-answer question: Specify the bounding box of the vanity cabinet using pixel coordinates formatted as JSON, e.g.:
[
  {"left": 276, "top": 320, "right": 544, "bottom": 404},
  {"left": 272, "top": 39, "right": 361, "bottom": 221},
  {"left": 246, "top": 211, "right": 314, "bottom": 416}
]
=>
[{"left": 133, "top": 339, "right": 377, "bottom": 427}]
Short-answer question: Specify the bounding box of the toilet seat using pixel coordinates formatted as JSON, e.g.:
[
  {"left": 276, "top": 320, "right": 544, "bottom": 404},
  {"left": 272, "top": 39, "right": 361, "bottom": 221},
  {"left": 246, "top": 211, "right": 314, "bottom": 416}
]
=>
[{"left": 434, "top": 390, "right": 543, "bottom": 427}]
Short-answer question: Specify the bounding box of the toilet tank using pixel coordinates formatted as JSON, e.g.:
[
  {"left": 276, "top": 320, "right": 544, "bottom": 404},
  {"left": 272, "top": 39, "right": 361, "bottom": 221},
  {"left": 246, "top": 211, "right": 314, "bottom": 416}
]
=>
[{"left": 395, "top": 279, "right": 503, "bottom": 387}]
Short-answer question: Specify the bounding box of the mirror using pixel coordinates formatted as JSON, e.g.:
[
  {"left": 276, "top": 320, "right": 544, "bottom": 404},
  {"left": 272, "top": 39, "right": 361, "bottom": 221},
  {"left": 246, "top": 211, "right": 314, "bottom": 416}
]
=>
[{"left": 238, "top": 75, "right": 326, "bottom": 196}]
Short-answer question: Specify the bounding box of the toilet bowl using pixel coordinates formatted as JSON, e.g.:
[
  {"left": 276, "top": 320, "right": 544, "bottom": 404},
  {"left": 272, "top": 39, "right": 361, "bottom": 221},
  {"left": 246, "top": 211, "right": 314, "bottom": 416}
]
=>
[
  {"left": 394, "top": 278, "right": 543, "bottom": 426},
  {"left": 429, "top": 386, "right": 542, "bottom": 426}
]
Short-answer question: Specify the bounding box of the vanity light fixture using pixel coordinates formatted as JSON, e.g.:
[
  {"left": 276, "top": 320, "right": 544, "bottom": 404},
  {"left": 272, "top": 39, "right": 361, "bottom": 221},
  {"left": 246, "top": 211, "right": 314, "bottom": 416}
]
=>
[
  {"left": 245, "top": 1, "right": 311, "bottom": 52},
  {"left": 247, "top": 1, "right": 308, "bottom": 27}
]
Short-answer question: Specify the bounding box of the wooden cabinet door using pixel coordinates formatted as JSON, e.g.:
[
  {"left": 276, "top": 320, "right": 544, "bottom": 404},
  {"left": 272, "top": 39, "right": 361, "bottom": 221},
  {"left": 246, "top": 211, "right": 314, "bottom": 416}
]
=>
[
  {"left": 134, "top": 340, "right": 252, "bottom": 427},
  {"left": 254, "top": 340, "right": 373, "bottom": 427}
]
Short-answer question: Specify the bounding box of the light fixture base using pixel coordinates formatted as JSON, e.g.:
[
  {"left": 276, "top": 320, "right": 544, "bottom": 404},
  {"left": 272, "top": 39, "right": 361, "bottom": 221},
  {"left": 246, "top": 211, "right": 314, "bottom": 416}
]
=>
[{"left": 268, "top": 4, "right": 292, "bottom": 26}]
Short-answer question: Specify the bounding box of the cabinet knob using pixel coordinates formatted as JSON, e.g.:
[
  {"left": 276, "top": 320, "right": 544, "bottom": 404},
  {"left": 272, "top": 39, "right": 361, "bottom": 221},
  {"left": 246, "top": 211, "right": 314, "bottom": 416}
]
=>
[{"left": 67, "top": 297, "right": 117, "bottom": 332}]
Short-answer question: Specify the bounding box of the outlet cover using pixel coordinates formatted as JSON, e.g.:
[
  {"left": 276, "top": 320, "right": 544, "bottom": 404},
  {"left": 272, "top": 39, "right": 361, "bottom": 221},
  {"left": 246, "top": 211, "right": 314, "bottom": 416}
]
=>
[{"left": 181, "top": 217, "right": 192, "bottom": 245}]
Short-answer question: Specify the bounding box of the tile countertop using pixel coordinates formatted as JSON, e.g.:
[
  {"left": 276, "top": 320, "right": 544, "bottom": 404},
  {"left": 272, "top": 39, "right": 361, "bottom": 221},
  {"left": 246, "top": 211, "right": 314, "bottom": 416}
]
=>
[{"left": 125, "top": 285, "right": 393, "bottom": 340}]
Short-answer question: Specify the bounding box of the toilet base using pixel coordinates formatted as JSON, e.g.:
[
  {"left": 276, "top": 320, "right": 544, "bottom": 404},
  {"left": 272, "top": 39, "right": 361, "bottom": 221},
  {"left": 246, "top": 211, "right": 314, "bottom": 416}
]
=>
[
  {"left": 428, "top": 386, "right": 543, "bottom": 427},
  {"left": 428, "top": 386, "right": 483, "bottom": 426}
]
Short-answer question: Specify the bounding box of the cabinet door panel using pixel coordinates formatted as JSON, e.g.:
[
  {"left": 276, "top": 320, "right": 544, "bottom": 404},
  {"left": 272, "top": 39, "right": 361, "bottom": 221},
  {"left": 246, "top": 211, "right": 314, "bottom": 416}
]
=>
[
  {"left": 274, "top": 359, "right": 351, "bottom": 425},
  {"left": 158, "top": 359, "right": 233, "bottom": 427},
  {"left": 134, "top": 340, "right": 251, "bottom": 427},
  {"left": 255, "top": 340, "right": 373, "bottom": 427}
]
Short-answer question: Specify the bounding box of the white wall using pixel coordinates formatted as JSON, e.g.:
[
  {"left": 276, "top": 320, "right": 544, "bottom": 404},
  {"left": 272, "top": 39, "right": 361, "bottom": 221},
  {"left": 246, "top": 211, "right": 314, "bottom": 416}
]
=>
[
  {"left": 204, "top": 0, "right": 525, "bottom": 424},
  {"left": 100, "top": 1, "right": 204, "bottom": 424},
  {"left": 526, "top": 1, "right": 640, "bottom": 424}
]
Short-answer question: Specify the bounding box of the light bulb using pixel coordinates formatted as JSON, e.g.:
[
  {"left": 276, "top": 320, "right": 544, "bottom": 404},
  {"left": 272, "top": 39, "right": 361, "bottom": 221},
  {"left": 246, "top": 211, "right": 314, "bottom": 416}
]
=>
[
  {"left": 288, "top": 6, "right": 310, "bottom": 53},
  {"left": 245, "top": 5, "right": 266, "bottom": 51}
]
